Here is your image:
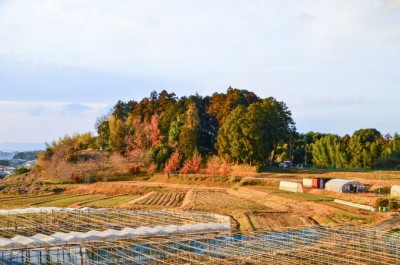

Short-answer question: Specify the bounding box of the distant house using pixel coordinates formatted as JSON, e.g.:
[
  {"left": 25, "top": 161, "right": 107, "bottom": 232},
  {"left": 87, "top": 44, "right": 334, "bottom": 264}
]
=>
[
  {"left": 325, "top": 179, "right": 365, "bottom": 193},
  {"left": 23, "top": 160, "right": 36, "bottom": 169},
  {"left": 4, "top": 166, "right": 16, "bottom": 173}
]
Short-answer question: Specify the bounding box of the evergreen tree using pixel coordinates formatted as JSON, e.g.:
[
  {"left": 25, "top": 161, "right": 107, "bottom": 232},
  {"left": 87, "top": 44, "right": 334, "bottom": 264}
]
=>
[
  {"left": 311, "top": 134, "right": 348, "bottom": 168},
  {"left": 216, "top": 106, "right": 251, "bottom": 163},
  {"left": 108, "top": 115, "right": 127, "bottom": 154},
  {"left": 179, "top": 103, "right": 200, "bottom": 159},
  {"left": 348, "top": 128, "right": 383, "bottom": 168}
]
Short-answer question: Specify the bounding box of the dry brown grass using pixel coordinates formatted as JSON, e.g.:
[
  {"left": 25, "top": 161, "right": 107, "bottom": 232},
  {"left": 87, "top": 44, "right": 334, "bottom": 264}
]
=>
[
  {"left": 230, "top": 164, "right": 257, "bottom": 177},
  {"left": 246, "top": 212, "right": 313, "bottom": 230},
  {"left": 148, "top": 173, "right": 241, "bottom": 187},
  {"left": 238, "top": 177, "right": 280, "bottom": 187},
  {"left": 64, "top": 183, "right": 149, "bottom": 196}
]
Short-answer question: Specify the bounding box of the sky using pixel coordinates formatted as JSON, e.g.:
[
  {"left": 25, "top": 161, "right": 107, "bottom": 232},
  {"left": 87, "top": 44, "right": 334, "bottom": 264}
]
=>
[{"left": 0, "top": 0, "right": 399, "bottom": 150}]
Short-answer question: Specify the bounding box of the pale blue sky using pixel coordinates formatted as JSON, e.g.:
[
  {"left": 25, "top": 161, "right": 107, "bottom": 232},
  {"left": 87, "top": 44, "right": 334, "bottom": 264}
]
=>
[{"left": 0, "top": 0, "right": 399, "bottom": 147}]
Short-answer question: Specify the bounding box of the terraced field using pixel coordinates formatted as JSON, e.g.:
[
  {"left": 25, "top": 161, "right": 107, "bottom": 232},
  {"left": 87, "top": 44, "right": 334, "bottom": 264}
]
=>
[
  {"left": 33, "top": 194, "right": 108, "bottom": 207},
  {"left": 81, "top": 194, "right": 139, "bottom": 208},
  {"left": 134, "top": 192, "right": 185, "bottom": 207},
  {"left": 191, "top": 190, "right": 266, "bottom": 211},
  {"left": 252, "top": 186, "right": 335, "bottom": 201},
  {"left": 246, "top": 212, "right": 312, "bottom": 229},
  {"left": 0, "top": 194, "right": 85, "bottom": 209}
]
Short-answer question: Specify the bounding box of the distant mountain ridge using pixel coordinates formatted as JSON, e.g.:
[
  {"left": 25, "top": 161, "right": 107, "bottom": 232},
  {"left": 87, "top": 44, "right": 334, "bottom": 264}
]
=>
[{"left": 0, "top": 143, "right": 45, "bottom": 152}]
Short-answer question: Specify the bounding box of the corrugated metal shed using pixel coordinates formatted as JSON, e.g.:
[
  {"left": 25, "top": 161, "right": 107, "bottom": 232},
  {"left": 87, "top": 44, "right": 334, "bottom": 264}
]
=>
[{"left": 311, "top": 178, "right": 331, "bottom": 189}]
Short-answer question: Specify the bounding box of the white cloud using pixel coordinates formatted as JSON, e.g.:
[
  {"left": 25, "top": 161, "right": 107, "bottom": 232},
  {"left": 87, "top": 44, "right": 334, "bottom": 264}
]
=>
[
  {"left": 61, "top": 103, "right": 93, "bottom": 116},
  {"left": 0, "top": 0, "right": 399, "bottom": 141},
  {"left": 0, "top": 0, "right": 398, "bottom": 98},
  {"left": 0, "top": 100, "right": 107, "bottom": 142},
  {"left": 297, "top": 13, "right": 316, "bottom": 23},
  {"left": 29, "top": 106, "right": 45, "bottom": 116},
  {"left": 388, "top": 0, "right": 400, "bottom": 9}
]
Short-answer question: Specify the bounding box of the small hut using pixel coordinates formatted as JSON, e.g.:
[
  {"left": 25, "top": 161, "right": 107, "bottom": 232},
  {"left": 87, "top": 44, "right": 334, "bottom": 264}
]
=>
[
  {"left": 279, "top": 181, "right": 303, "bottom": 193},
  {"left": 391, "top": 185, "right": 400, "bottom": 197},
  {"left": 311, "top": 178, "right": 331, "bottom": 189},
  {"left": 325, "top": 179, "right": 365, "bottom": 193}
]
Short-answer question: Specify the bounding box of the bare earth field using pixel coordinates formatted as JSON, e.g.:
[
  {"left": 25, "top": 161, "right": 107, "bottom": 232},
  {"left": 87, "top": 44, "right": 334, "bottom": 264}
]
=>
[{"left": 0, "top": 169, "right": 399, "bottom": 231}]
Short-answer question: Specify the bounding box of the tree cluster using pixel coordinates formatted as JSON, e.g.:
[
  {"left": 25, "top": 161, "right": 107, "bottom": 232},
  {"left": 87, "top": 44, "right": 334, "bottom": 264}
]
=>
[
  {"left": 290, "top": 130, "right": 400, "bottom": 169},
  {"left": 39, "top": 88, "right": 400, "bottom": 176},
  {"left": 95, "top": 88, "right": 295, "bottom": 172},
  {"left": 12, "top": 151, "right": 39, "bottom": 161}
]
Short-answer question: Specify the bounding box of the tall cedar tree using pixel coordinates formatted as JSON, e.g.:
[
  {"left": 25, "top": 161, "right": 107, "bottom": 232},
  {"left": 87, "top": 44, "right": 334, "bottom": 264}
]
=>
[{"left": 179, "top": 103, "right": 200, "bottom": 159}]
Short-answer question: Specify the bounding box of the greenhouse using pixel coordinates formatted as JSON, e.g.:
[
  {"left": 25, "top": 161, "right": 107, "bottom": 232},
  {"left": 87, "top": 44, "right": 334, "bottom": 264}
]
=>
[
  {"left": 0, "top": 207, "right": 399, "bottom": 264},
  {"left": 391, "top": 185, "right": 400, "bottom": 197},
  {"left": 279, "top": 181, "right": 304, "bottom": 193},
  {"left": 325, "top": 179, "right": 366, "bottom": 193}
]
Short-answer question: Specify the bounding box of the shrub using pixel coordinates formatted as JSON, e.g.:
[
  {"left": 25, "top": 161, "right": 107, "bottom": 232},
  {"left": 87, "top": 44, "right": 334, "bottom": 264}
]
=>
[
  {"left": 376, "top": 198, "right": 389, "bottom": 208},
  {"left": 129, "top": 166, "right": 141, "bottom": 175},
  {"left": 147, "top": 163, "right": 157, "bottom": 175},
  {"left": 205, "top": 156, "right": 220, "bottom": 176},
  {"left": 374, "top": 186, "right": 391, "bottom": 195},
  {"left": 219, "top": 160, "right": 232, "bottom": 175},
  {"left": 164, "top": 149, "right": 181, "bottom": 174},
  {"left": 14, "top": 168, "right": 30, "bottom": 175},
  {"left": 240, "top": 178, "right": 263, "bottom": 186},
  {"left": 389, "top": 200, "right": 400, "bottom": 210},
  {"left": 205, "top": 156, "right": 232, "bottom": 176},
  {"left": 377, "top": 198, "right": 400, "bottom": 210},
  {"left": 180, "top": 152, "right": 202, "bottom": 174},
  {"left": 256, "top": 164, "right": 268, "bottom": 172},
  {"left": 71, "top": 175, "right": 80, "bottom": 184}
]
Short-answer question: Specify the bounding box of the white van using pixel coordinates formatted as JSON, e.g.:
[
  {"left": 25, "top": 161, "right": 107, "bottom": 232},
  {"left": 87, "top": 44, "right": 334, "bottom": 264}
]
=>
[{"left": 279, "top": 161, "right": 291, "bottom": 168}]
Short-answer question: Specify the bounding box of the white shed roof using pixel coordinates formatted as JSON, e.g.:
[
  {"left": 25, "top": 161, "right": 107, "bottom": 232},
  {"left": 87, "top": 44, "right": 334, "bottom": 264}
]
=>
[
  {"left": 0, "top": 221, "right": 230, "bottom": 249},
  {"left": 0, "top": 238, "right": 18, "bottom": 248},
  {"left": 326, "top": 179, "right": 353, "bottom": 186},
  {"left": 32, "top": 233, "right": 62, "bottom": 245},
  {"left": 11, "top": 235, "right": 42, "bottom": 246},
  {"left": 391, "top": 185, "right": 400, "bottom": 197},
  {"left": 325, "top": 179, "right": 365, "bottom": 193},
  {"left": 52, "top": 232, "right": 77, "bottom": 242}
]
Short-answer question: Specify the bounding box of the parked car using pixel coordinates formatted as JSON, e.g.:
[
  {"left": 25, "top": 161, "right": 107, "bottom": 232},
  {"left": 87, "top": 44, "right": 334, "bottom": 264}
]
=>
[{"left": 279, "top": 161, "right": 292, "bottom": 168}]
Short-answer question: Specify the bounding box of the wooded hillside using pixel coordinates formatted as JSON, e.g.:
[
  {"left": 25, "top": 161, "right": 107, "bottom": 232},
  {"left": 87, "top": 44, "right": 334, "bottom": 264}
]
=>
[{"left": 38, "top": 88, "right": 400, "bottom": 180}]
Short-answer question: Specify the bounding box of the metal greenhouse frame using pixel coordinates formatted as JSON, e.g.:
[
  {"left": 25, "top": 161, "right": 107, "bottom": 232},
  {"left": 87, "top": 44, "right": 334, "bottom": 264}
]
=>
[{"left": 0, "top": 207, "right": 399, "bottom": 264}]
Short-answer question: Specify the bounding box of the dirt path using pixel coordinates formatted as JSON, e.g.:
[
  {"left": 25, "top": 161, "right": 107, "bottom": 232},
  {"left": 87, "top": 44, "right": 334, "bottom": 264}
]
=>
[{"left": 180, "top": 189, "right": 193, "bottom": 208}]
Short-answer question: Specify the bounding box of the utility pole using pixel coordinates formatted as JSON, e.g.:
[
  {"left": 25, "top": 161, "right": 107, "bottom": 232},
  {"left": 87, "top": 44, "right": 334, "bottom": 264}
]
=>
[
  {"left": 289, "top": 132, "right": 292, "bottom": 168},
  {"left": 378, "top": 170, "right": 381, "bottom": 197},
  {"left": 304, "top": 135, "right": 307, "bottom": 168}
]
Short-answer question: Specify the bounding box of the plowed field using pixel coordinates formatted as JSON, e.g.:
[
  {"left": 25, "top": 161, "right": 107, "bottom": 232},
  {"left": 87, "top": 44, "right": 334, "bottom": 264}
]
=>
[
  {"left": 134, "top": 192, "right": 185, "bottom": 207},
  {"left": 192, "top": 190, "right": 266, "bottom": 211}
]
